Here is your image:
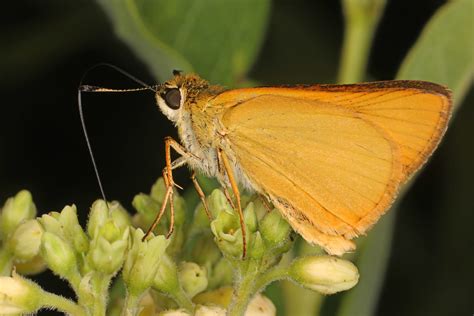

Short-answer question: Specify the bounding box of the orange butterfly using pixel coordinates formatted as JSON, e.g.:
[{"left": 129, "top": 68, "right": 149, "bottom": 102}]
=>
[{"left": 86, "top": 71, "right": 452, "bottom": 257}]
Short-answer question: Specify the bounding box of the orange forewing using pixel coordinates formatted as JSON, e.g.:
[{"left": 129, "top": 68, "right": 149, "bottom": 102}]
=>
[{"left": 211, "top": 81, "right": 451, "bottom": 255}]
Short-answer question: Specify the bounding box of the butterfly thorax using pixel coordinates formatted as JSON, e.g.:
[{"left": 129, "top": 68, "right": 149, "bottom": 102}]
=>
[{"left": 155, "top": 74, "right": 228, "bottom": 177}]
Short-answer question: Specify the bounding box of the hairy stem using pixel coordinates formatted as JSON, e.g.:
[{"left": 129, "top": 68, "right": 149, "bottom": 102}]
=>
[
  {"left": 338, "top": 0, "right": 387, "bottom": 83},
  {"left": 228, "top": 260, "right": 259, "bottom": 316},
  {"left": 121, "top": 292, "right": 142, "bottom": 316},
  {"left": 42, "top": 291, "right": 88, "bottom": 316},
  {"left": 0, "top": 248, "right": 13, "bottom": 276},
  {"left": 170, "top": 287, "right": 194, "bottom": 312}
]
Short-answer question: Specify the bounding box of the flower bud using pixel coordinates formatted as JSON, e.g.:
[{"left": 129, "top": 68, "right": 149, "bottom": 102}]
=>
[
  {"left": 14, "top": 255, "right": 47, "bottom": 275},
  {"left": 40, "top": 232, "right": 77, "bottom": 279},
  {"left": 195, "top": 305, "right": 226, "bottom": 316},
  {"left": 109, "top": 201, "right": 131, "bottom": 231},
  {"left": 259, "top": 211, "right": 291, "bottom": 247},
  {"left": 38, "top": 213, "right": 63, "bottom": 237},
  {"left": 208, "top": 189, "right": 233, "bottom": 218},
  {"left": 150, "top": 178, "right": 168, "bottom": 203},
  {"left": 0, "top": 272, "right": 43, "bottom": 314},
  {"left": 8, "top": 219, "right": 43, "bottom": 261},
  {"left": 248, "top": 232, "right": 265, "bottom": 260},
  {"left": 194, "top": 288, "right": 276, "bottom": 316},
  {"left": 132, "top": 193, "right": 161, "bottom": 225},
  {"left": 122, "top": 229, "right": 169, "bottom": 296},
  {"left": 288, "top": 256, "right": 359, "bottom": 294},
  {"left": 210, "top": 203, "right": 242, "bottom": 258},
  {"left": 58, "top": 205, "right": 89, "bottom": 253},
  {"left": 246, "top": 293, "right": 276, "bottom": 316},
  {"left": 243, "top": 203, "right": 257, "bottom": 233},
  {"left": 153, "top": 253, "right": 180, "bottom": 294},
  {"left": 87, "top": 227, "right": 128, "bottom": 275},
  {"left": 193, "top": 286, "right": 233, "bottom": 307},
  {"left": 0, "top": 190, "right": 36, "bottom": 240},
  {"left": 178, "top": 262, "right": 208, "bottom": 298},
  {"left": 87, "top": 200, "right": 109, "bottom": 239}
]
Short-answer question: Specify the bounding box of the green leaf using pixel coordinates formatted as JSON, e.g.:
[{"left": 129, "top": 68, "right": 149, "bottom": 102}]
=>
[
  {"left": 337, "top": 1, "right": 473, "bottom": 316},
  {"left": 97, "top": 0, "right": 270, "bottom": 85},
  {"left": 397, "top": 0, "right": 474, "bottom": 109}
]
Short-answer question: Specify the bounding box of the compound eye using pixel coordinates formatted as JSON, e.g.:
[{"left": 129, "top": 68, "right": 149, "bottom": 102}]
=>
[{"left": 163, "top": 88, "right": 181, "bottom": 109}]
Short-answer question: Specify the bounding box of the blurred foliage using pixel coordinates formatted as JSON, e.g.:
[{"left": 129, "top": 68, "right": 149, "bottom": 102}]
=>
[{"left": 97, "top": 0, "right": 270, "bottom": 85}]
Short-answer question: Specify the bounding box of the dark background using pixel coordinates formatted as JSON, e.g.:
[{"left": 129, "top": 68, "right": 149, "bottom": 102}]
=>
[{"left": 1, "top": 1, "right": 472, "bottom": 315}]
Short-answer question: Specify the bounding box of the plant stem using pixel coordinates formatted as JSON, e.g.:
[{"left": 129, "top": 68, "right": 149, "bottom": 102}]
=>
[
  {"left": 121, "top": 292, "right": 142, "bottom": 316},
  {"left": 228, "top": 260, "right": 259, "bottom": 316},
  {"left": 253, "top": 265, "right": 288, "bottom": 291},
  {"left": 92, "top": 274, "right": 112, "bottom": 316},
  {"left": 171, "top": 288, "right": 194, "bottom": 312},
  {"left": 0, "top": 248, "right": 13, "bottom": 276},
  {"left": 42, "top": 291, "right": 88, "bottom": 316},
  {"left": 337, "top": 0, "right": 387, "bottom": 83}
]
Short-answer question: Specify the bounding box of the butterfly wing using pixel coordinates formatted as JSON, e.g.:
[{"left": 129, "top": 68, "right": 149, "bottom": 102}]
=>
[{"left": 214, "top": 81, "right": 451, "bottom": 255}]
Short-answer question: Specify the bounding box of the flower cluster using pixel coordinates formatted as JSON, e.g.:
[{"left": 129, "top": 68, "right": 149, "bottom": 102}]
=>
[{"left": 0, "top": 179, "right": 359, "bottom": 315}]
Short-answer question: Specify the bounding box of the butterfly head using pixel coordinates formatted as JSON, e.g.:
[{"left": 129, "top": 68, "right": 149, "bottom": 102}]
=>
[{"left": 155, "top": 71, "right": 211, "bottom": 123}]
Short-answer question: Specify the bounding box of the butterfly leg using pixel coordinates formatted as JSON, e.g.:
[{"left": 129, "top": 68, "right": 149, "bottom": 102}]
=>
[
  {"left": 223, "top": 187, "right": 236, "bottom": 210},
  {"left": 143, "top": 137, "right": 194, "bottom": 240},
  {"left": 217, "top": 148, "right": 247, "bottom": 259},
  {"left": 190, "top": 171, "right": 212, "bottom": 220}
]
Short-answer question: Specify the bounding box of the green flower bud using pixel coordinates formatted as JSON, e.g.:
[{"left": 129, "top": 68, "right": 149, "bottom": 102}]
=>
[
  {"left": 260, "top": 211, "right": 291, "bottom": 247},
  {"left": 249, "top": 232, "right": 265, "bottom": 260},
  {"left": 0, "top": 190, "right": 36, "bottom": 240},
  {"left": 178, "top": 262, "right": 208, "bottom": 298},
  {"left": 288, "top": 256, "right": 359, "bottom": 294},
  {"left": 122, "top": 229, "right": 169, "bottom": 296},
  {"left": 208, "top": 189, "right": 233, "bottom": 218},
  {"left": 244, "top": 202, "right": 257, "bottom": 233},
  {"left": 40, "top": 232, "right": 77, "bottom": 279},
  {"left": 58, "top": 205, "right": 89, "bottom": 253},
  {"left": 0, "top": 272, "right": 43, "bottom": 314},
  {"left": 134, "top": 185, "right": 186, "bottom": 237},
  {"left": 39, "top": 206, "right": 89, "bottom": 256},
  {"left": 190, "top": 201, "right": 212, "bottom": 235},
  {"left": 210, "top": 196, "right": 242, "bottom": 259},
  {"left": 150, "top": 178, "right": 168, "bottom": 203},
  {"left": 38, "top": 213, "right": 63, "bottom": 237},
  {"left": 153, "top": 253, "right": 179, "bottom": 294},
  {"left": 87, "top": 226, "right": 129, "bottom": 275},
  {"left": 132, "top": 193, "right": 160, "bottom": 225},
  {"left": 109, "top": 201, "right": 131, "bottom": 231},
  {"left": 8, "top": 219, "right": 43, "bottom": 261},
  {"left": 87, "top": 200, "right": 109, "bottom": 239}
]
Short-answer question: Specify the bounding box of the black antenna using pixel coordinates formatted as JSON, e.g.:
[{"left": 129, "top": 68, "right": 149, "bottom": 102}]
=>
[{"left": 77, "top": 63, "right": 156, "bottom": 206}]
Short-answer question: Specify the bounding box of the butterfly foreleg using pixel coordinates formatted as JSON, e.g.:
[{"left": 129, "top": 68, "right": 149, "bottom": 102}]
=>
[
  {"left": 143, "top": 136, "right": 194, "bottom": 240},
  {"left": 217, "top": 148, "right": 247, "bottom": 259}
]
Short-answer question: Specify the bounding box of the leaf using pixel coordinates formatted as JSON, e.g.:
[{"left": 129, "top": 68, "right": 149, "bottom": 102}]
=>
[
  {"left": 337, "top": 1, "right": 473, "bottom": 315},
  {"left": 397, "top": 0, "right": 474, "bottom": 109},
  {"left": 97, "top": 0, "right": 270, "bottom": 85}
]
